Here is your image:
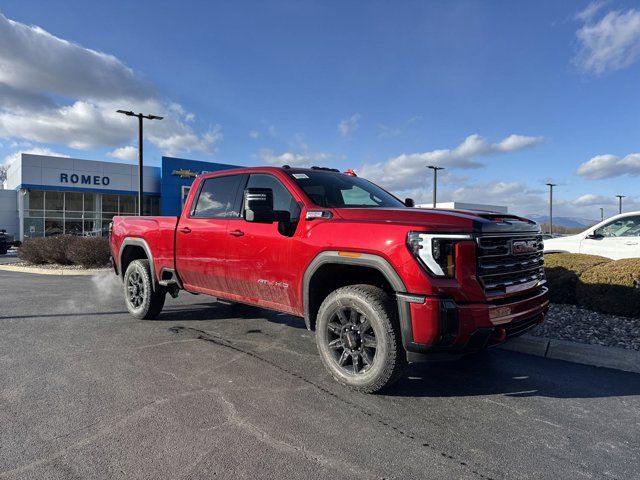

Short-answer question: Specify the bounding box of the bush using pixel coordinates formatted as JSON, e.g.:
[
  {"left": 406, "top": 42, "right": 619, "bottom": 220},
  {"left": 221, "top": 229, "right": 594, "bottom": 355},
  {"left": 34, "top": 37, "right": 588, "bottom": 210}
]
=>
[
  {"left": 18, "top": 235, "right": 110, "bottom": 268},
  {"left": 18, "top": 237, "right": 49, "bottom": 264},
  {"left": 576, "top": 258, "right": 640, "bottom": 317},
  {"left": 66, "top": 236, "right": 111, "bottom": 268},
  {"left": 39, "top": 235, "right": 78, "bottom": 265},
  {"left": 544, "top": 253, "right": 611, "bottom": 304}
]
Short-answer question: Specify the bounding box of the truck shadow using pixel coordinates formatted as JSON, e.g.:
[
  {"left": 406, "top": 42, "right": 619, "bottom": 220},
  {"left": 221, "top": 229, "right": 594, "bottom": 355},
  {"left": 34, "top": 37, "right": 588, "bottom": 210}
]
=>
[
  {"left": 158, "top": 301, "right": 307, "bottom": 330},
  {"left": 156, "top": 302, "right": 640, "bottom": 400},
  {"left": 384, "top": 349, "right": 640, "bottom": 399}
]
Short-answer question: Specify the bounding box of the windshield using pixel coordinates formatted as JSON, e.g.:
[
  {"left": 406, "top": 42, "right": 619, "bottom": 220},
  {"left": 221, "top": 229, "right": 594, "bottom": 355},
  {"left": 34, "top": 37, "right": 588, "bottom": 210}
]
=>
[{"left": 288, "top": 171, "right": 406, "bottom": 208}]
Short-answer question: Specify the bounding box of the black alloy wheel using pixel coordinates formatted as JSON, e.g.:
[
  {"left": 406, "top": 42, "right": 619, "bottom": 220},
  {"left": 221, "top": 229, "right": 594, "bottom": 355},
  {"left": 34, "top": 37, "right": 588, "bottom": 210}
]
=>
[
  {"left": 127, "top": 269, "right": 145, "bottom": 308},
  {"left": 326, "top": 306, "right": 377, "bottom": 375}
]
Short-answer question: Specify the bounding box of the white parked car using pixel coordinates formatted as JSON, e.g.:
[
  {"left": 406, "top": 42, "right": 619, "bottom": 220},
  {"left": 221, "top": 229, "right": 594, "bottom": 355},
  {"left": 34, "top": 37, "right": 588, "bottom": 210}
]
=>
[{"left": 543, "top": 211, "right": 640, "bottom": 260}]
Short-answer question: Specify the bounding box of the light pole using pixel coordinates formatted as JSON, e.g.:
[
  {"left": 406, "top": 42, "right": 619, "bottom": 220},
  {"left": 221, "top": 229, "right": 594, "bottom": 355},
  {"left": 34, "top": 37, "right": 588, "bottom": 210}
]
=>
[
  {"left": 116, "top": 110, "right": 163, "bottom": 215},
  {"left": 427, "top": 166, "right": 444, "bottom": 208},
  {"left": 600, "top": 207, "right": 604, "bottom": 222},
  {"left": 616, "top": 195, "right": 625, "bottom": 214},
  {"left": 546, "top": 183, "right": 557, "bottom": 235}
]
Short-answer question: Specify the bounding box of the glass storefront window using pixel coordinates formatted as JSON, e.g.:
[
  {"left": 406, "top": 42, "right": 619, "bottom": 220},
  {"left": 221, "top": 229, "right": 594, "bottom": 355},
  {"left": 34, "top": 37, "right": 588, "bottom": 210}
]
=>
[
  {"left": 45, "top": 191, "right": 64, "bottom": 212},
  {"left": 23, "top": 218, "right": 44, "bottom": 239},
  {"left": 102, "top": 195, "right": 119, "bottom": 213},
  {"left": 64, "top": 220, "right": 83, "bottom": 236},
  {"left": 23, "top": 190, "right": 160, "bottom": 238},
  {"left": 143, "top": 196, "right": 160, "bottom": 216},
  {"left": 45, "top": 219, "right": 63, "bottom": 237},
  {"left": 84, "top": 219, "right": 101, "bottom": 236},
  {"left": 84, "top": 193, "right": 95, "bottom": 212},
  {"left": 120, "top": 195, "right": 136, "bottom": 214},
  {"left": 25, "top": 190, "right": 44, "bottom": 211},
  {"left": 65, "top": 192, "right": 83, "bottom": 212}
]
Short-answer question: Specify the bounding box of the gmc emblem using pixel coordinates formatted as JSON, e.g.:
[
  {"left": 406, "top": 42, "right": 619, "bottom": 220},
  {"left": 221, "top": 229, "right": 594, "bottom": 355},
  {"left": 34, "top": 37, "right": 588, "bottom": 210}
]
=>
[{"left": 511, "top": 239, "right": 538, "bottom": 255}]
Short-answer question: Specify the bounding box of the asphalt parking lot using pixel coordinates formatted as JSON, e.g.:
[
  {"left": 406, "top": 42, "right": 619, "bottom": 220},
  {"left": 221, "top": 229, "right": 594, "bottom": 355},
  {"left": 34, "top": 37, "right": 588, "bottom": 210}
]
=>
[
  {"left": 0, "top": 250, "right": 18, "bottom": 265},
  {"left": 1, "top": 270, "right": 639, "bottom": 479}
]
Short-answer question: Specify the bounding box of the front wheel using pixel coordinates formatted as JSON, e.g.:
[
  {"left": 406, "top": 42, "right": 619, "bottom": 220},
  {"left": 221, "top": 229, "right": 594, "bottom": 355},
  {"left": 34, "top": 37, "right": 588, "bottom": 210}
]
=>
[
  {"left": 123, "top": 259, "right": 166, "bottom": 319},
  {"left": 316, "top": 285, "right": 406, "bottom": 393}
]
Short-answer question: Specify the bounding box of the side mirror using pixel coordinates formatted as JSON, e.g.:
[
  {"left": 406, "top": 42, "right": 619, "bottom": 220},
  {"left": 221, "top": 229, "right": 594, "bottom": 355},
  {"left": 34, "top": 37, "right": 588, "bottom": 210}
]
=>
[
  {"left": 244, "top": 188, "right": 275, "bottom": 223},
  {"left": 405, "top": 198, "right": 415, "bottom": 208},
  {"left": 586, "top": 232, "right": 603, "bottom": 240},
  {"left": 243, "top": 188, "right": 291, "bottom": 224}
]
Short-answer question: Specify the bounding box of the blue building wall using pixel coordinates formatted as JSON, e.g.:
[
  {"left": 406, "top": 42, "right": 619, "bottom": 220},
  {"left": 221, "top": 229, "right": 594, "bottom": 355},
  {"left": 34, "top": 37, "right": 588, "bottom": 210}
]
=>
[{"left": 160, "top": 156, "right": 241, "bottom": 216}]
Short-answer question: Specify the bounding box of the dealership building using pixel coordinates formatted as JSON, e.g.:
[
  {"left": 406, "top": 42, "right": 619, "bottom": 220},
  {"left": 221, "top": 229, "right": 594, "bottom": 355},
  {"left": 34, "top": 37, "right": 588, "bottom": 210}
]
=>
[{"left": 0, "top": 153, "right": 239, "bottom": 241}]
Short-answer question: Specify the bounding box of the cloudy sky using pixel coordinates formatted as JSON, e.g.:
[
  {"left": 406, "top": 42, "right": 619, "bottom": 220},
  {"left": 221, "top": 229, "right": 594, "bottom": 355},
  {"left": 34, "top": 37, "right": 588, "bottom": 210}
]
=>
[{"left": 1, "top": 0, "right": 639, "bottom": 218}]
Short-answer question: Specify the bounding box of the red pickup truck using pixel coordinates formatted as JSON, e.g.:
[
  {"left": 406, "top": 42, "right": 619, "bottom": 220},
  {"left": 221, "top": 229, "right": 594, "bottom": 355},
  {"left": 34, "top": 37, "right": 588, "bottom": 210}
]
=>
[{"left": 110, "top": 166, "right": 548, "bottom": 392}]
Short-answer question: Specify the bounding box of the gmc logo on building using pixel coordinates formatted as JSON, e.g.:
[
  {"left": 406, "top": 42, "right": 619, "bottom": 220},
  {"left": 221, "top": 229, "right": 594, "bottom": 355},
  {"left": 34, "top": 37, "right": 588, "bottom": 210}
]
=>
[
  {"left": 60, "top": 173, "right": 110, "bottom": 186},
  {"left": 511, "top": 239, "right": 538, "bottom": 255}
]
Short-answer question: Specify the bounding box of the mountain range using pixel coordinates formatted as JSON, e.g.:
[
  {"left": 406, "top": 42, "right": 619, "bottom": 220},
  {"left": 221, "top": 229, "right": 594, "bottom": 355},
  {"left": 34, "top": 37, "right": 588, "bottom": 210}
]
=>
[{"left": 524, "top": 214, "right": 598, "bottom": 229}]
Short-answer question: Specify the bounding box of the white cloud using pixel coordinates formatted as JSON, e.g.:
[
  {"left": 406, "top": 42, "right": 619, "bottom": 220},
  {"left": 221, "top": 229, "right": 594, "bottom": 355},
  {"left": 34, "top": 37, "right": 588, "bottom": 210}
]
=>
[
  {"left": 576, "top": 153, "right": 640, "bottom": 179},
  {"left": 571, "top": 193, "right": 612, "bottom": 207},
  {"left": 258, "top": 149, "right": 331, "bottom": 167},
  {"left": 148, "top": 124, "right": 222, "bottom": 157},
  {"left": 108, "top": 145, "right": 138, "bottom": 161},
  {"left": 576, "top": 1, "right": 609, "bottom": 22},
  {"left": 2, "top": 147, "right": 69, "bottom": 166},
  {"left": 358, "top": 133, "right": 543, "bottom": 191},
  {"left": 377, "top": 116, "right": 423, "bottom": 138},
  {"left": 0, "top": 13, "right": 220, "bottom": 157},
  {"left": 249, "top": 130, "right": 260, "bottom": 139},
  {"left": 574, "top": 7, "right": 640, "bottom": 74},
  {"left": 337, "top": 114, "right": 361, "bottom": 138},
  {"left": 376, "top": 124, "right": 402, "bottom": 138}
]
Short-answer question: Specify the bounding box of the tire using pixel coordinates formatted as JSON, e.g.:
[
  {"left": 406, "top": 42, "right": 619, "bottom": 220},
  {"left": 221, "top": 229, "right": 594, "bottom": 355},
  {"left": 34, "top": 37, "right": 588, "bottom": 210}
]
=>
[
  {"left": 123, "top": 259, "right": 166, "bottom": 319},
  {"left": 316, "top": 284, "right": 406, "bottom": 393}
]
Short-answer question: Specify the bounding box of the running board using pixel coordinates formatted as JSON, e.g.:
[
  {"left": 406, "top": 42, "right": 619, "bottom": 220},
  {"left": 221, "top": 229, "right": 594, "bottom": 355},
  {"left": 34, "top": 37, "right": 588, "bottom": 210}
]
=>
[{"left": 158, "top": 268, "right": 183, "bottom": 297}]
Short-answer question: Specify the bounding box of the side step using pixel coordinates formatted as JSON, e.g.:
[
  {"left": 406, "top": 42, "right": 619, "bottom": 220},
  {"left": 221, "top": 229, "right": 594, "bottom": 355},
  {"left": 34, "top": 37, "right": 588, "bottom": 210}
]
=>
[{"left": 158, "top": 268, "right": 182, "bottom": 298}]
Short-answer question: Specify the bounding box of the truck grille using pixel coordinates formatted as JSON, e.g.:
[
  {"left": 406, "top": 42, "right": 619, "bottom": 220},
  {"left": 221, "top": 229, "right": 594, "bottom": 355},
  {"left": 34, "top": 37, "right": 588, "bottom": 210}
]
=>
[{"left": 476, "top": 234, "right": 545, "bottom": 295}]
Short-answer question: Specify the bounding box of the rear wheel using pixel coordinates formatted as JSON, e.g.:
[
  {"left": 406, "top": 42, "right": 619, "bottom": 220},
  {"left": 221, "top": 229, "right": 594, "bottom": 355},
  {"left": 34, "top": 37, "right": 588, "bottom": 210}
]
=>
[
  {"left": 316, "top": 285, "right": 406, "bottom": 393},
  {"left": 123, "top": 259, "right": 166, "bottom": 319}
]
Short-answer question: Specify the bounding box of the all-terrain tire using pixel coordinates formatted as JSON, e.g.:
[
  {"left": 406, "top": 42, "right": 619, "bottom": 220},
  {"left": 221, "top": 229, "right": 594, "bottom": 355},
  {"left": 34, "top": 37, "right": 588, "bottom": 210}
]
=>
[
  {"left": 123, "top": 259, "right": 166, "bottom": 319},
  {"left": 316, "top": 284, "right": 406, "bottom": 393}
]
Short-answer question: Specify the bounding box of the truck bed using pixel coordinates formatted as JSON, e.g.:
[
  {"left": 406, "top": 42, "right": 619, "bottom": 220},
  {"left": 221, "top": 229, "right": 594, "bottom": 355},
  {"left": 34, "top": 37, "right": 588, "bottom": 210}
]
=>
[{"left": 111, "top": 216, "right": 180, "bottom": 280}]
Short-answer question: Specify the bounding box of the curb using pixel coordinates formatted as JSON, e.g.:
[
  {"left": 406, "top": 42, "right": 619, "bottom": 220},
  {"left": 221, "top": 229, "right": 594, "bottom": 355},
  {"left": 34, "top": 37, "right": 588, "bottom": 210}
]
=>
[
  {"left": 0, "top": 264, "right": 109, "bottom": 276},
  {"left": 499, "top": 335, "right": 640, "bottom": 374}
]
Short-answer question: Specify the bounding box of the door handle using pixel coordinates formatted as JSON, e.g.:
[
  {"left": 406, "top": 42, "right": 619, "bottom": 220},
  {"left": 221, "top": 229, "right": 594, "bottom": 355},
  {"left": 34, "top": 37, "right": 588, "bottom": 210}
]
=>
[
  {"left": 625, "top": 241, "right": 639, "bottom": 245},
  {"left": 229, "top": 229, "right": 244, "bottom": 237},
  {"left": 179, "top": 227, "right": 191, "bottom": 234}
]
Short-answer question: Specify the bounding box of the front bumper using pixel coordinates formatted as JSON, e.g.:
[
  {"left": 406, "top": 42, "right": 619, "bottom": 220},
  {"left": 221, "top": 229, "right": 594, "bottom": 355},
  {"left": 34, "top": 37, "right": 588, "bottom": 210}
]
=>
[{"left": 396, "top": 287, "right": 549, "bottom": 360}]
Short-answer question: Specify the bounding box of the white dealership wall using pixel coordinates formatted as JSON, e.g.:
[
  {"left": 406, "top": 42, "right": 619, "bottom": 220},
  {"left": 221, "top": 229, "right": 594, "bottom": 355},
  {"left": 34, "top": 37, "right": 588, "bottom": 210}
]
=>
[
  {"left": 0, "top": 189, "right": 19, "bottom": 241},
  {"left": 417, "top": 201, "right": 508, "bottom": 213},
  {"left": 5, "top": 153, "right": 161, "bottom": 240},
  {"left": 6, "top": 153, "right": 160, "bottom": 194}
]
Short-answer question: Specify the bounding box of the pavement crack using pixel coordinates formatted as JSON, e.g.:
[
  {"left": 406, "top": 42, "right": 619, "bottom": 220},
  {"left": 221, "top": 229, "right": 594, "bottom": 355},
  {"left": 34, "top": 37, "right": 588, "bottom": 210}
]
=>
[
  {"left": 216, "top": 393, "right": 374, "bottom": 479},
  {"left": 168, "top": 325, "right": 500, "bottom": 480}
]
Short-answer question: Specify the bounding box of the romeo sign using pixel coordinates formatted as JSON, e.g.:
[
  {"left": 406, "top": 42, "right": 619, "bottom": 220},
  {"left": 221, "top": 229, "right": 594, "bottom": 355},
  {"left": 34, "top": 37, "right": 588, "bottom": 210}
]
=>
[{"left": 60, "top": 173, "right": 110, "bottom": 186}]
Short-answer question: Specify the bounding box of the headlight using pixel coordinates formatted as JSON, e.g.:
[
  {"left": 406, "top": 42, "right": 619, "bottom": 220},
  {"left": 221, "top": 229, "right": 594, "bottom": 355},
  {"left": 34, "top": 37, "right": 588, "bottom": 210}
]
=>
[{"left": 407, "top": 232, "right": 472, "bottom": 278}]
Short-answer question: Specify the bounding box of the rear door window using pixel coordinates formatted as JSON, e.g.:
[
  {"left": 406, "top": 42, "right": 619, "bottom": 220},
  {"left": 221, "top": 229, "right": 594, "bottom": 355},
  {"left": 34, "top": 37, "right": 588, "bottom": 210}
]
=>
[{"left": 191, "top": 175, "right": 243, "bottom": 218}]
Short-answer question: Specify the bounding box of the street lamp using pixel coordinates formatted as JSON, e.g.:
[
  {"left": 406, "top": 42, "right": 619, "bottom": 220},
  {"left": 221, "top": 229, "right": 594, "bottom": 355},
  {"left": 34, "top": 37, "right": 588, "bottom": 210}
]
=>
[
  {"left": 116, "top": 110, "right": 164, "bottom": 215},
  {"left": 616, "top": 195, "right": 625, "bottom": 215},
  {"left": 427, "top": 166, "right": 445, "bottom": 208},
  {"left": 546, "top": 183, "right": 557, "bottom": 235}
]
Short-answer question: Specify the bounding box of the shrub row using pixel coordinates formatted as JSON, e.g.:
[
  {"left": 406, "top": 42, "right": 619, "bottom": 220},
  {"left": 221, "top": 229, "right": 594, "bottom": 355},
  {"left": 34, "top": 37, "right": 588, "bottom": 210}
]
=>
[
  {"left": 544, "top": 253, "right": 640, "bottom": 317},
  {"left": 18, "top": 235, "right": 111, "bottom": 268}
]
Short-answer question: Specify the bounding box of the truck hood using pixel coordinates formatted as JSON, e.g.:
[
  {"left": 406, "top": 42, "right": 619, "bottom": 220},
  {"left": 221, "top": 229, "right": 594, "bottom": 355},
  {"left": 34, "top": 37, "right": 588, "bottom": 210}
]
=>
[{"left": 333, "top": 208, "right": 540, "bottom": 234}]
